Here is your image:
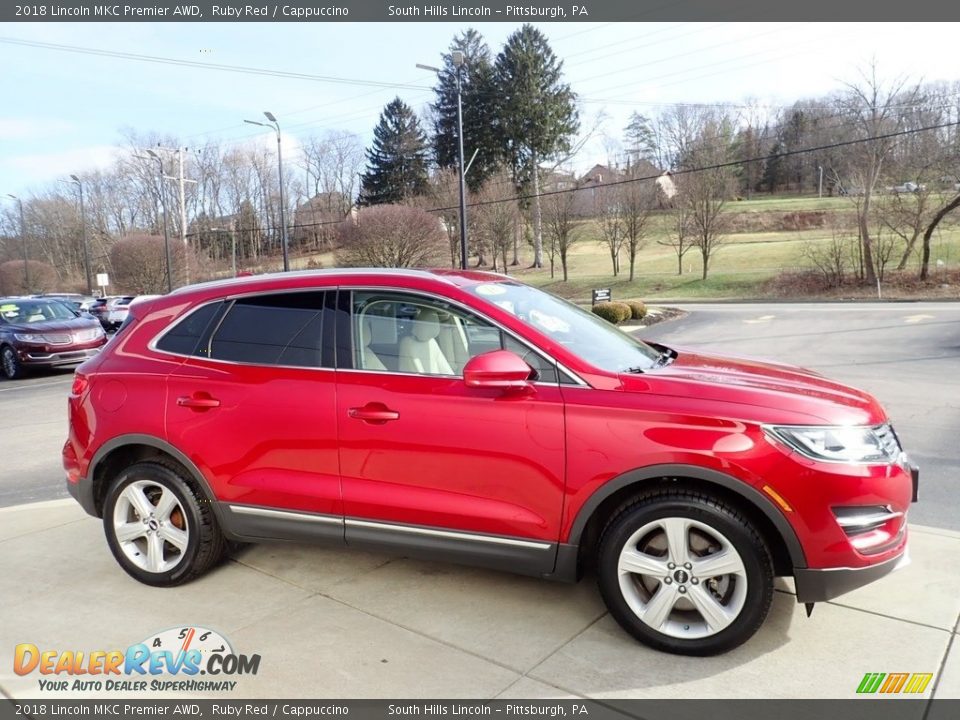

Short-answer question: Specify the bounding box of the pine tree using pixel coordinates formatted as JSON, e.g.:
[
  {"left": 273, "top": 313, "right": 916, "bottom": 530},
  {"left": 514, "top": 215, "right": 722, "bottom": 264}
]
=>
[
  {"left": 360, "top": 98, "right": 430, "bottom": 206},
  {"left": 494, "top": 24, "right": 579, "bottom": 268},
  {"left": 623, "top": 111, "right": 658, "bottom": 168},
  {"left": 430, "top": 29, "right": 500, "bottom": 193}
]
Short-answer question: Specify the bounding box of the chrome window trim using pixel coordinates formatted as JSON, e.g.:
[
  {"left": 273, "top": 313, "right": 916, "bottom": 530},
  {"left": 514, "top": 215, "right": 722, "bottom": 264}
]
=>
[
  {"left": 148, "top": 283, "right": 589, "bottom": 386},
  {"left": 344, "top": 518, "right": 553, "bottom": 550},
  {"left": 345, "top": 285, "right": 588, "bottom": 387},
  {"left": 228, "top": 504, "right": 343, "bottom": 525}
]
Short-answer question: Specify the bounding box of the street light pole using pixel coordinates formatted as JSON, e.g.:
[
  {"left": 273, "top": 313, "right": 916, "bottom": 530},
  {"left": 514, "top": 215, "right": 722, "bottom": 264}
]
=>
[
  {"left": 417, "top": 54, "right": 468, "bottom": 270},
  {"left": 454, "top": 53, "right": 468, "bottom": 271},
  {"left": 144, "top": 151, "right": 174, "bottom": 293},
  {"left": 69, "top": 176, "right": 93, "bottom": 295},
  {"left": 245, "top": 112, "right": 289, "bottom": 272},
  {"left": 6, "top": 194, "right": 29, "bottom": 292}
]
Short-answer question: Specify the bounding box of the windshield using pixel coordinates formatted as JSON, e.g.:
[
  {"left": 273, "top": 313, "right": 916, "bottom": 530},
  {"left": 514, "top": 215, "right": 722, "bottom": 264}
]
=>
[
  {"left": 0, "top": 299, "right": 79, "bottom": 324},
  {"left": 468, "top": 282, "right": 661, "bottom": 373}
]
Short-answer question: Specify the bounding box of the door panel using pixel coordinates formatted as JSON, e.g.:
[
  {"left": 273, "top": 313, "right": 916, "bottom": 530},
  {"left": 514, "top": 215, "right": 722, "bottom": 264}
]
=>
[
  {"left": 337, "top": 371, "right": 565, "bottom": 540},
  {"left": 164, "top": 290, "right": 341, "bottom": 522},
  {"left": 167, "top": 361, "right": 341, "bottom": 517},
  {"left": 336, "top": 289, "right": 566, "bottom": 544}
]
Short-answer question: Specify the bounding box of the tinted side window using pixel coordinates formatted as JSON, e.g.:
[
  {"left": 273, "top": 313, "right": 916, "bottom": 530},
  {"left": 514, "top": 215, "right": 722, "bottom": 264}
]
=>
[
  {"left": 156, "top": 302, "right": 225, "bottom": 357},
  {"left": 209, "top": 292, "right": 328, "bottom": 368}
]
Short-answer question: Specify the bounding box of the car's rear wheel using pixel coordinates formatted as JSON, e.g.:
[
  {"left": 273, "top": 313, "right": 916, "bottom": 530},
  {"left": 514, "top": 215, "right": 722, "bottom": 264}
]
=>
[
  {"left": 597, "top": 489, "right": 774, "bottom": 655},
  {"left": 102, "top": 461, "right": 226, "bottom": 586},
  {"left": 1, "top": 345, "right": 25, "bottom": 379}
]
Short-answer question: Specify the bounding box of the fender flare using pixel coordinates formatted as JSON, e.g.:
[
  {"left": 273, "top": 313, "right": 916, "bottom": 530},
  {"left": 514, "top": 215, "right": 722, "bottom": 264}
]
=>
[
  {"left": 88, "top": 433, "right": 225, "bottom": 524},
  {"left": 567, "top": 463, "right": 807, "bottom": 569}
]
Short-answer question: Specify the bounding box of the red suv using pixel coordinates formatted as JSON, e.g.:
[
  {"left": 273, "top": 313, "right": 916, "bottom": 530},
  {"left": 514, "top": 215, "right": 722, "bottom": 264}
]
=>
[{"left": 63, "top": 270, "right": 918, "bottom": 655}]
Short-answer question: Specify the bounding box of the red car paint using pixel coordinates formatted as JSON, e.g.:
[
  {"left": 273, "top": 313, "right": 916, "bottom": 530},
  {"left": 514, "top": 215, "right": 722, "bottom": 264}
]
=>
[{"left": 64, "top": 269, "right": 914, "bottom": 589}]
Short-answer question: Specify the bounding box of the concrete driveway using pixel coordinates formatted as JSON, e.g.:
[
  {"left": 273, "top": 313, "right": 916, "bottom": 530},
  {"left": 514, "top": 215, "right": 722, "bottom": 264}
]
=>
[{"left": 1, "top": 500, "right": 958, "bottom": 702}]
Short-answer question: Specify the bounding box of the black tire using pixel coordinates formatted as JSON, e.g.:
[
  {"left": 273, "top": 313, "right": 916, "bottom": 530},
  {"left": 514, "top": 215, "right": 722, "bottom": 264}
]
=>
[
  {"left": 1, "top": 345, "right": 25, "bottom": 380},
  {"left": 102, "top": 461, "right": 226, "bottom": 587},
  {"left": 597, "top": 489, "right": 774, "bottom": 656}
]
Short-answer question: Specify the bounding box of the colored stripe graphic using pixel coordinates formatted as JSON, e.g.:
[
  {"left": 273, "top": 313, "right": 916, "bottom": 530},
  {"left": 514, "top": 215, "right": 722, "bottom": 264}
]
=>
[
  {"left": 880, "top": 673, "right": 909, "bottom": 693},
  {"left": 903, "top": 673, "right": 934, "bottom": 694},
  {"left": 857, "top": 673, "right": 886, "bottom": 694},
  {"left": 857, "top": 672, "right": 934, "bottom": 694}
]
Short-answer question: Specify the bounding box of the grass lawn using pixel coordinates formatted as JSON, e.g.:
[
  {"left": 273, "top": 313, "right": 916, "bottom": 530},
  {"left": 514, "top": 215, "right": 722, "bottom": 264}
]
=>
[{"left": 278, "top": 195, "right": 960, "bottom": 302}]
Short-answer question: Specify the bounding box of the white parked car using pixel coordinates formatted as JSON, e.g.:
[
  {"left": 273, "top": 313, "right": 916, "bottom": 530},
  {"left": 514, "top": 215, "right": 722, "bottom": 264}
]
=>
[{"left": 891, "top": 181, "right": 925, "bottom": 194}]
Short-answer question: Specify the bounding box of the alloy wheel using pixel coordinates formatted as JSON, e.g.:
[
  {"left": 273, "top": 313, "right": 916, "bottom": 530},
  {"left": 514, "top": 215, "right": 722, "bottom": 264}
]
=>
[
  {"left": 617, "top": 516, "right": 748, "bottom": 639},
  {"left": 111, "top": 480, "right": 189, "bottom": 574}
]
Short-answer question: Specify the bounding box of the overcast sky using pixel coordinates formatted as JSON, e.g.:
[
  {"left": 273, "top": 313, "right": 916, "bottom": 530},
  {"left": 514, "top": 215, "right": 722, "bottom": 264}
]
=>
[{"left": 1, "top": 21, "right": 958, "bottom": 197}]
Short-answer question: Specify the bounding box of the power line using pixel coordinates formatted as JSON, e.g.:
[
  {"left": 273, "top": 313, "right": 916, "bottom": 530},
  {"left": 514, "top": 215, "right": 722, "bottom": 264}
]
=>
[
  {"left": 202, "top": 117, "right": 960, "bottom": 236},
  {"left": 419, "top": 118, "right": 960, "bottom": 215},
  {"left": 0, "top": 36, "right": 431, "bottom": 91}
]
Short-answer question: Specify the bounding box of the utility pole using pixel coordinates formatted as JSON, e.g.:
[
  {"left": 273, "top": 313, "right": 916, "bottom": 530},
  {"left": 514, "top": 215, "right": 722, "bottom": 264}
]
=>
[
  {"left": 818, "top": 165, "right": 824, "bottom": 199},
  {"left": 67, "top": 176, "right": 93, "bottom": 295},
  {"left": 137, "top": 151, "right": 174, "bottom": 293},
  {"left": 244, "top": 112, "right": 289, "bottom": 272},
  {"left": 157, "top": 146, "right": 197, "bottom": 283},
  {"left": 6, "top": 195, "right": 29, "bottom": 292},
  {"left": 417, "top": 52, "right": 469, "bottom": 270}
]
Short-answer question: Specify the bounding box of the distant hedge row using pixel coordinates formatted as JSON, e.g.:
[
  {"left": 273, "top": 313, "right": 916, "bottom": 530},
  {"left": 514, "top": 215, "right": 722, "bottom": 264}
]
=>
[{"left": 591, "top": 300, "right": 647, "bottom": 324}]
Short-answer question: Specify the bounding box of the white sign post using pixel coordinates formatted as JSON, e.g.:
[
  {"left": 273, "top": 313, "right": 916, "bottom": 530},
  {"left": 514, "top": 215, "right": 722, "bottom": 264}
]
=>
[{"left": 96, "top": 273, "right": 109, "bottom": 297}]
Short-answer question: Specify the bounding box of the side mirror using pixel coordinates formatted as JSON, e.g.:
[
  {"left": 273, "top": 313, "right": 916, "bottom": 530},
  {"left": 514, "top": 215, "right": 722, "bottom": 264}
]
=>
[{"left": 463, "top": 350, "right": 533, "bottom": 390}]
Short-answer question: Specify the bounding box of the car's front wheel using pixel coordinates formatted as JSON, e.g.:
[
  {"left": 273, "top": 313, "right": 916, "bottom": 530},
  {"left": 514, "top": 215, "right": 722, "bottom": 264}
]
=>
[
  {"left": 102, "top": 461, "right": 226, "bottom": 586},
  {"left": 1, "top": 345, "right": 25, "bottom": 379},
  {"left": 597, "top": 489, "right": 774, "bottom": 655}
]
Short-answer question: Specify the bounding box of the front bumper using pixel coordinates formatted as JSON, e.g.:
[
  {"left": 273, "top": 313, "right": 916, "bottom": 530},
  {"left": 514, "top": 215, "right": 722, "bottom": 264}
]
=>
[
  {"left": 794, "top": 547, "right": 910, "bottom": 603},
  {"left": 19, "top": 346, "right": 101, "bottom": 367}
]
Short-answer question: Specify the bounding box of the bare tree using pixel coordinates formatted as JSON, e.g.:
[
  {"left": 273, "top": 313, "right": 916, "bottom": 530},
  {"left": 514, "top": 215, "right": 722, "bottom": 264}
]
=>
[
  {"left": 595, "top": 185, "right": 625, "bottom": 276},
  {"left": 876, "top": 188, "right": 934, "bottom": 270},
  {"left": 542, "top": 190, "right": 579, "bottom": 282},
  {"left": 838, "top": 62, "right": 922, "bottom": 285},
  {"left": 620, "top": 178, "right": 656, "bottom": 281},
  {"left": 660, "top": 201, "right": 695, "bottom": 276},
  {"left": 336, "top": 205, "right": 445, "bottom": 268},
  {"left": 474, "top": 177, "right": 520, "bottom": 273}
]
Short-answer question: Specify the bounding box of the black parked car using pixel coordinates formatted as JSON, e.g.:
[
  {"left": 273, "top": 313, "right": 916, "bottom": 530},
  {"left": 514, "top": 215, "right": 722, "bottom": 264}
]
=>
[{"left": 0, "top": 297, "right": 107, "bottom": 379}]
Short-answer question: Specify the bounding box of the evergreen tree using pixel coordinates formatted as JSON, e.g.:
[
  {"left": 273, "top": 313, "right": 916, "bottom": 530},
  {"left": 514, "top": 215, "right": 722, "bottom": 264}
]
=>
[
  {"left": 623, "top": 111, "right": 659, "bottom": 168},
  {"left": 360, "top": 98, "right": 430, "bottom": 206},
  {"left": 494, "top": 24, "right": 579, "bottom": 268},
  {"left": 430, "top": 29, "right": 500, "bottom": 193}
]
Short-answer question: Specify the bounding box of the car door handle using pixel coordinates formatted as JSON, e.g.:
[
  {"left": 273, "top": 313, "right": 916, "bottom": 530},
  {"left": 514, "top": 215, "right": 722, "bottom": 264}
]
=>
[
  {"left": 348, "top": 404, "right": 400, "bottom": 423},
  {"left": 177, "top": 395, "right": 221, "bottom": 410}
]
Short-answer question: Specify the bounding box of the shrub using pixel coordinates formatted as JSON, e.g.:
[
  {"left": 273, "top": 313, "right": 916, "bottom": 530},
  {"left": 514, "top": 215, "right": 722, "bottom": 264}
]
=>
[
  {"left": 336, "top": 204, "right": 446, "bottom": 268},
  {"left": 592, "top": 301, "right": 632, "bottom": 324},
  {"left": 624, "top": 300, "right": 647, "bottom": 320},
  {"left": 0, "top": 260, "right": 58, "bottom": 295}
]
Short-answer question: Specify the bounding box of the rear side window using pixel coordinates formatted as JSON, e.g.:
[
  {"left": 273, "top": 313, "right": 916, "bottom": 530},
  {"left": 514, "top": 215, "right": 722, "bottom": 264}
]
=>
[
  {"left": 208, "top": 292, "right": 329, "bottom": 368},
  {"left": 155, "top": 302, "right": 225, "bottom": 356}
]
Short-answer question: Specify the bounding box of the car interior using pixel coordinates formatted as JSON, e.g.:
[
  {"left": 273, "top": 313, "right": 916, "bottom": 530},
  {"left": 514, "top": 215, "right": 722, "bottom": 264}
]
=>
[{"left": 353, "top": 296, "right": 557, "bottom": 382}]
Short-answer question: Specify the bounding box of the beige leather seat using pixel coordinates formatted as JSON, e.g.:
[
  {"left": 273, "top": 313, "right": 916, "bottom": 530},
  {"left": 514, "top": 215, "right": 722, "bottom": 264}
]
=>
[
  {"left": 399, "top": 309, "right": 454, "bottom": 375},
  {"left": 436, "top": 315, "right": 470, "bottom": 374},
  {"left": 358, "top": 318, "right": 387, "bottom": 371}
]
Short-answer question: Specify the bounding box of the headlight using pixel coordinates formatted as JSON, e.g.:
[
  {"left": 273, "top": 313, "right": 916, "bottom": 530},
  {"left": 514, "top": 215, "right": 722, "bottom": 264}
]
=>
[
  {"left": 14, "top": 333, "right": 47, "bottom": 343},
  {"left": 763, "top": 424, "right": 901, "bottom": 464}
]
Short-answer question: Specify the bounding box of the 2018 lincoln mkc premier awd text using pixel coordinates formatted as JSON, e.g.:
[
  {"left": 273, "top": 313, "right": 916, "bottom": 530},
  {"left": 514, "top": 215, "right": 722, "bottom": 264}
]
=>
[{"left": 63, "top": 270, "right": 918, "bottom": 655}]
